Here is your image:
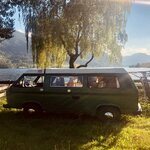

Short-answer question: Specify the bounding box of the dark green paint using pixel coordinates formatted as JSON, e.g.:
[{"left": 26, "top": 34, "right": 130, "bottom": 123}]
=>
[{"left": 4, "top": 72, "right": 140, "bottom": 116}]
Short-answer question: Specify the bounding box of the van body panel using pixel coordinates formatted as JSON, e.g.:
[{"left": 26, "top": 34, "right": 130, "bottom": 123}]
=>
[{"left": 4, "top": 68, "right": 140, "bottom": 116}]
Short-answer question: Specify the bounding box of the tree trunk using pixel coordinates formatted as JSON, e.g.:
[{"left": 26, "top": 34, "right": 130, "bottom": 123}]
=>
[
  {"left": 69, "top": 54, "right": 78, "bottom": 68},
  {"left": 69, "top": 61, "right": 75, "bottom": 68}
]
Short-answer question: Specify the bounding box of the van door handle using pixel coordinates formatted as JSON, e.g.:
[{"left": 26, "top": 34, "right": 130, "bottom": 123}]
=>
[
  {"left": 72, "top": 96, "right": 80, "bottom": 100},
  {"left": 67, "top": 89, "right": 71, "bottom": 93},
  {"left": 40, "top": 88, "right": 44, "bottom": 92}
]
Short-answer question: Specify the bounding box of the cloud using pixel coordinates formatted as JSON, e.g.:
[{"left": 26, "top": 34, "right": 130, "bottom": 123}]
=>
[
  {"left": 17, "top": 29, "right": 25, "bottom": 33},
  {"left": 134, "top": 0, "right": 150, "bottom": 5},
  {"left": 17, "top": 29, "right": 32, "bottom": 37},
  {"left": 121, "top": 48, "right": 150, "bottom": 56}
]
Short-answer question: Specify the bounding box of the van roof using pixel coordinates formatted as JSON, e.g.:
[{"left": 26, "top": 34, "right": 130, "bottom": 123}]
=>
[
  {"left": 25, "top": 68, "right": 127, "bottom": 74},
  {"left": 0, "top": 68, "right": 127, "bottom": 83}
]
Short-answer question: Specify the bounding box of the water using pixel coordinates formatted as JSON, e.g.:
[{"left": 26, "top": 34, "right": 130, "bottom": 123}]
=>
[{"left": 0, "top": 67, "right": 150, "bottom": 82}]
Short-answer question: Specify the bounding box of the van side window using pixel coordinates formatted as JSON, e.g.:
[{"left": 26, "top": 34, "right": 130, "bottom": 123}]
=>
[
  {"left": 88, "top": 76, "right": 120, "bottom": 88},
  {"left": 15, "top": 75, "right": 44, "bottom": 87},
  {"left": 50, "top": 76, "right": 83, "bottom": 87}
]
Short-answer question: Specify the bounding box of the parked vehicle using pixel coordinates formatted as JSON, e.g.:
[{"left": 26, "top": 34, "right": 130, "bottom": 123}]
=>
[{"left": 3, "top": 68, "right": 142, "bottom": 120}]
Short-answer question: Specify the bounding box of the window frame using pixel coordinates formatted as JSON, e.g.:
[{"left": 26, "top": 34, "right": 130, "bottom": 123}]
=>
[
  {"left": 87, "top": 74, "right": 121, "bottom": 89},
  {"left": 13, "top": 73, "right": 45, "bottom": 88},
  {"left": 48, "top": 74, "right": 84, "bottom": 88}
]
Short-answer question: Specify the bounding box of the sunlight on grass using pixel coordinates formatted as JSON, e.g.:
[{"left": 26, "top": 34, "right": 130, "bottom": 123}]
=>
[
  {"left": 0, "top": 96, "right": 150, "bottom": 150},
  {"left": 0, "top": 97, "right": 6, "bottom": 112}
]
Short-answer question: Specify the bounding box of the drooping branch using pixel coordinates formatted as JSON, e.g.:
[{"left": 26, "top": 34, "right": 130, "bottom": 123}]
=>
[
  {"left": 59, "top": 35, "right": 66, "bottom": 48},
  {"left": 77, "top": 53, "right": 94, "bottom": 68},
  {"left": 75, "top": 25, "right": 82, "bottom": 55}
]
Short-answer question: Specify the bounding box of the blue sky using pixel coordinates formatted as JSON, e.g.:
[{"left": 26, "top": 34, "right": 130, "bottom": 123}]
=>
[
  {"left": 122, "top": 0, "right": 150, "bottom": 56},
  {"left": 14, "top": 0, "right": 150, "bottom": 57},
  {"left": 14, "top": 10, "right": 24, "bottom": 32}
]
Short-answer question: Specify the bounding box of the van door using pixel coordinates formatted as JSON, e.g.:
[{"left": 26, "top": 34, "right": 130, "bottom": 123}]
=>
[
  {"left": 86, "top": 74, "right": 122, "bottom": 105},
  {"left": 7, "top": 74, "right": 45, "bottom": 108},
  {"left": 43, "top": 75, "right": 85, "bottom": 113},
  {"left": 85, "top": 74, "right": 138, "bottom": 114}
]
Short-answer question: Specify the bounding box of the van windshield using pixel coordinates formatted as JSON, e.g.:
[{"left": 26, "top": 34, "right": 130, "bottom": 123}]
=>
[{"left": 14, "top": 75, "right": 44, "bottom": 88}]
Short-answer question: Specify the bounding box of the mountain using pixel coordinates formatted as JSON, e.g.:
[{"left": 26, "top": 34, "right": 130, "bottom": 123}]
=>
[
  {"left": 77, "top": 53, "right": 150, "bottom": 67},
  {"left": 122, "top": 53, "right": 150, "bottom": 66},
  {"left": 1, "top": 31, "right": 150, "bottom": 68},
  {"left": 76, "top": 54, "right": 112, "bottom": 67},
  {"left": 0, "top": 31, "right": 33, "bottom": 67},
  {"left": 130, "top": 61, "right": 150, "bottom": 68},
  {"left": 140, "top": 62, "right": 150, "bottom": 67}
]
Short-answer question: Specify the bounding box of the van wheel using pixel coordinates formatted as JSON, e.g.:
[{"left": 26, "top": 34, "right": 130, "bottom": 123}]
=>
[
  {"left": 96, "top": 107, "right": 121, "bottom": 121},
  {"left": 23, "top": 103, "right": 42, "bottom": 116}
]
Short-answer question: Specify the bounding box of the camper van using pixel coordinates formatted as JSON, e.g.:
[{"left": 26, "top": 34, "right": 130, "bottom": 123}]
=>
[{"left": 3, "top": 68, "right": 142, "bottom": 120}]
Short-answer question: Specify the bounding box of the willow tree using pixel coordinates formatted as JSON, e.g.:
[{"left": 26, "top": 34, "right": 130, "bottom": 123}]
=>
[
  {"left": 0, "top": 0, "right": 16, "bottom": 43},
  {"left": 19, "top": 0, "right": 130, "bottom": 68}
]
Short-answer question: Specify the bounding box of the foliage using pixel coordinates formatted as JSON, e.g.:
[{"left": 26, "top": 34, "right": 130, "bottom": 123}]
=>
[
  {"left": 18, "top": 0, "right": 131, "bottom": 68},
  {"left": 0, "top": 52, "right": 13, "bottom": 68},
  {"left": 0, "top": 59, "right": 13, "bottom": 68},
  {"left": 0, "top": 0, "right": 16, "bottom": 43}
]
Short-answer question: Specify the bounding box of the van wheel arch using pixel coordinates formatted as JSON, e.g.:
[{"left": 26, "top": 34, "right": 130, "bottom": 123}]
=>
[
  {"left": 96, "top": 105, "right": 121, "bottom": 121},
  {"left": 23, "top": 102, "right": 43, "bottom": 116}
]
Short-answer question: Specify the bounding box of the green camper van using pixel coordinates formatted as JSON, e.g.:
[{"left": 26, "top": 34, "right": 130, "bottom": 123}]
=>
[{"left": 3, "top": 68, "right": 142, "bottom": 120}]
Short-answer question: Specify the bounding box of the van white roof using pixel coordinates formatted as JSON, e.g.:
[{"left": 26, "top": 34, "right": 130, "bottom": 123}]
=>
[
  {"left": 25, "top": 68, "right": 127, "bottom": 74},
  {"left": 48, "top": 68, "right": 127, "bottom": 74},
  {"left": 1, "top": 68, "right": 150, "bottom": 82},
  {"left": 0, "top": 68, "right": 127, "bottom": 82},
  {"left": 22, "top": 67, "right": 127, "bottom": 74}
]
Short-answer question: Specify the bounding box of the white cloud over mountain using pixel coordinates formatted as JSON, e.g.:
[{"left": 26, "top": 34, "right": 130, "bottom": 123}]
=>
[
  {"left": 121, "top": 48, "right": 150, "bottom": 56},
  {"left": 134, "top": 0, "right": 150, "bottom": 5}
]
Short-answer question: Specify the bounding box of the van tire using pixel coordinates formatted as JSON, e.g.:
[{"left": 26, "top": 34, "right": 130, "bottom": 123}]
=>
[
  {"left": 96, "top": 106, "right": 121, "bottom": 121},
  {"left": 23, "top": 103, "right": 42, "bottom": 116}
]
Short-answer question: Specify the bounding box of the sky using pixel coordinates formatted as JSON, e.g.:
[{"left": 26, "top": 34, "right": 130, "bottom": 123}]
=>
[
  {"left": 14, "top": 0, "right": 150, "bottom": 57},
  {"left": 14, "top": 10, "right": 24, "bottom": 33},
  {"left": 122, "top": 0, "right": 150, "bottom": 56}
]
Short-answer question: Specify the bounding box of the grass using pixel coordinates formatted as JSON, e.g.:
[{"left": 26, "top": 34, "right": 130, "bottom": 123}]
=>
[{"left": 0, "top": 97, "right": 150, "bottom": 150}]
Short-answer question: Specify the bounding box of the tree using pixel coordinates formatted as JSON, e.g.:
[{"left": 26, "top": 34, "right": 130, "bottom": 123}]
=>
[
  {"left": 0, "top": 0, "right": 16, "bottom": 43},
  {"left": 19, "top": 0, "right": 131, "bottom": 68}
]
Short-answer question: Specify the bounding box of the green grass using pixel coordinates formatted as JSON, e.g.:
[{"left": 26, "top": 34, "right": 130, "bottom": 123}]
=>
[{"left": 0, "top": 97, "right": 150, "bottom": 150}]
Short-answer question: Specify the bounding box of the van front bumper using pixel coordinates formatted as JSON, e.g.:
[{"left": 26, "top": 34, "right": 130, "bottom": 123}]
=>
[
  {"left": 136, "top": 103, "right": 142, "bottom": 115},
  {"left": 3, "top": 104, "right": 11, "bottom": 108}
]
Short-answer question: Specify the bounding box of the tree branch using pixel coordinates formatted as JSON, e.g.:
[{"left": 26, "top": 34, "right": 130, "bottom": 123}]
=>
[
  {"left": 59, "top": 35, "right": 66, "bottom": 48},
  {"left": 74, "top": 24, "right": 82, "bottom": 55},
  {"left": 77, "top": 53, "right": 94, "bottom": 68}
]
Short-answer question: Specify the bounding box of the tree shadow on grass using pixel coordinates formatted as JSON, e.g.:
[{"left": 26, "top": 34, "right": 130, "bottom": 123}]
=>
[{"left": 0, "top": 111, "right": 128, "bottom": 150}]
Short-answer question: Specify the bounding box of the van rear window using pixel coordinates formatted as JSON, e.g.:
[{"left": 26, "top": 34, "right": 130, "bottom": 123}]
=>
[
  {"left": 88, "top": 76, "right": 120, "bottom": 89},
  {"left": 50, "top": 76, "right": 83, "bottom": 87}
]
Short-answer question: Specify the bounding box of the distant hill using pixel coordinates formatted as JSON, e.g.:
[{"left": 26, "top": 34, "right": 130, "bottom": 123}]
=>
[
  {"left": 140, "top": 62, "right": 150, "bottom": 67},
  {"left": 76, "top": 54, "right": 114, "bottom": 67},
  {"left": 76, "top": 53, "right": 150, "bottom": 67},
  {"left": 0, "top": 31, "right": 33, "bottom": 68},
  {"left": 122, "top": 53, "right": 150, "bottom": 66},
  {"left": 0, "top": 31, "right": 150, "bottom": 68},
  {"left": 130, "top": 61, "right": 150, "bottom": 68}
]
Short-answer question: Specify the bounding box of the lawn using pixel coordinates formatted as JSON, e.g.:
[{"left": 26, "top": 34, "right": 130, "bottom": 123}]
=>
[{"left": 0, "top": 97, "right": 150, "bottom": 150}]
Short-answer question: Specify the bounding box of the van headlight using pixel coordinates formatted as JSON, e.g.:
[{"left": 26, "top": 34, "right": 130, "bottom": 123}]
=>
[{"left": 138, "top": 103, "right": 142, "bottom": 112}]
